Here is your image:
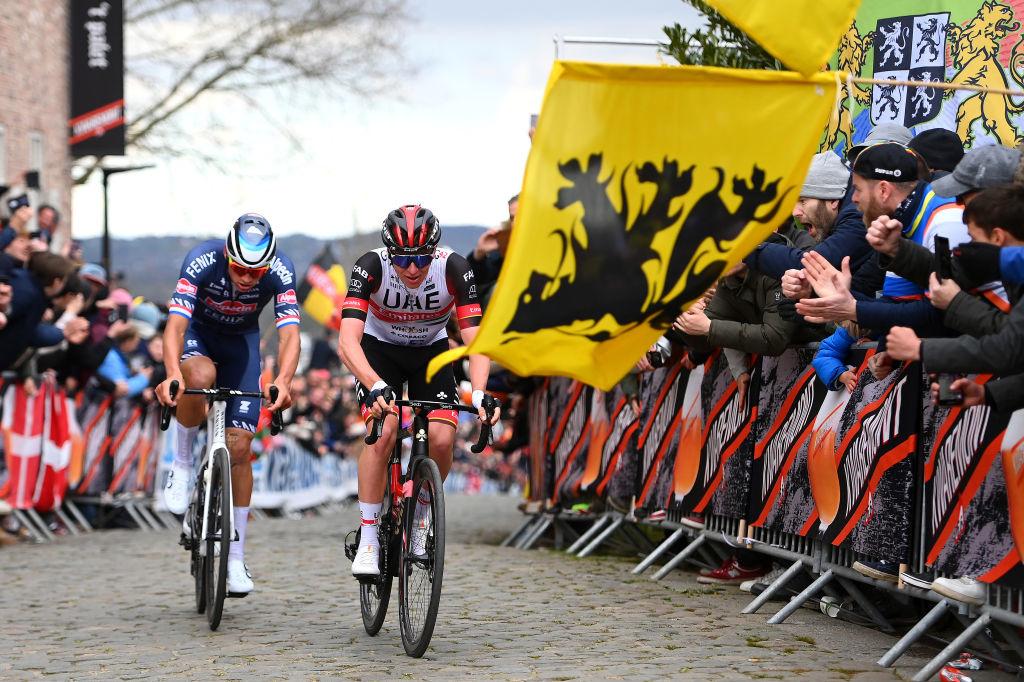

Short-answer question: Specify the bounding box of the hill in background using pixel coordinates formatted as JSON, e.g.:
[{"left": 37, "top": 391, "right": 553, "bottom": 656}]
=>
[{"left": 81, "top": 226, "right": 487, "bottom": 304}]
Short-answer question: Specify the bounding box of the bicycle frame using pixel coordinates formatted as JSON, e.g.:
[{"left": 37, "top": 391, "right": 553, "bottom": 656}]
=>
[{"left": 198, "top": 399, "right": 232, "bottom": 552}]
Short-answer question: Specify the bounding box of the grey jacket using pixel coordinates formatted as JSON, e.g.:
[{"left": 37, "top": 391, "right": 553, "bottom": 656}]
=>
[{"left": 922, "top": 295, "right": 1024, "bottom": 374}]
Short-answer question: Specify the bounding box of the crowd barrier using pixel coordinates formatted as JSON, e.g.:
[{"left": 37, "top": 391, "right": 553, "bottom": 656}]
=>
[{"left": 509, "top": 344, "right": 1024, "bottom": 680}]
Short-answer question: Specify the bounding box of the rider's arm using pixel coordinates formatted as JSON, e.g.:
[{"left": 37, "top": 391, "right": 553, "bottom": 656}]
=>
[
  {"left": 338, "top": 252, "right": 385, "bottom": 388},
  {"left": 266, "top": 253, "right": 302, "bottom": 410}
]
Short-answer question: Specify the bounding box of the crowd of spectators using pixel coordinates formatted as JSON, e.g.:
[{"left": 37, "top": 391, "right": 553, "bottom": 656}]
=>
[{"left": 621, "top": 123, "right": 1024, "bottom": 607}]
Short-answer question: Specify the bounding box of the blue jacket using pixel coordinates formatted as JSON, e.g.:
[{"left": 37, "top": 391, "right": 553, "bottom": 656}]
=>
[
  {"left": 1001, "top": 248, "right": 1024, "bottom": 283},
  {"left": 745, "top": 203, "right": 879, "bottom": 295},
  {"left": 97, "top": 347, "right": 150, "bottom": 397},
  {"left": 811, "top": 326, "right": 856, "bottom": 391},
  {"left": 0, "top": 268, "right": 62, "bottom": 371}
]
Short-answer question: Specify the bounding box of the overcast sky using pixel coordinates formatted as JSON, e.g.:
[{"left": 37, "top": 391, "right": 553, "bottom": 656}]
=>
[{"left": 71, "top": 0, "right": 698, "bottom": 240}]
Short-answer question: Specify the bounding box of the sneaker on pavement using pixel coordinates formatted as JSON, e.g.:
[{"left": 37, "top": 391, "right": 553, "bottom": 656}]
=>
[
  {"left": 852, "top": 560, "right": 899, "bottom": 583},
  {"left": 680, "top": 514, "right": 705, "bottom": 530},
  {"left": 697, "top": 559, "right": 768, "bottom": 585},
  {"left": 163, "top": 463, "right": 191, "bottom": 515},
  {"left": 227, "top": 559, "right": 254, "bottom": 594},
  {"left": 352, "top": 544, "right": 381, "bottom": 577},
  {"left": 900, "top": 570, "right": 935, "bottom": 590},
  {"left": 700, "top": 556, "right": 735, "bottom": 578},
  {"left": 931, "top": 576, "right": 985, "bottom": 606},
  {"left": 741, "top": 565, "right": 786, "bottom": 593}
]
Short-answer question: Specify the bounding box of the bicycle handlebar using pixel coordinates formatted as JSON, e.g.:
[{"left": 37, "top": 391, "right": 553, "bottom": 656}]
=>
[
  {"left": 363, "top": 394, "right": 501, "bottom": 453},
  {"left": 158, "top": 381, "right": 286, "bottom": 434}
]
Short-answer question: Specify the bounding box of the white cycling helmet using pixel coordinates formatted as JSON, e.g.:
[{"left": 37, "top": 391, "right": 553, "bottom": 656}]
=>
[{"left": 226, "top": 213, "right": 276, "bottom": 269}]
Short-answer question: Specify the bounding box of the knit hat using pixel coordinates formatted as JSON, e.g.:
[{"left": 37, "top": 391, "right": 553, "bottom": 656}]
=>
[
  {"left": 801, "top": 152, "right": 850, "bottom": 200},
  {"left": 129, "top": 301, "right": 162, "bottom": 339},
  {"left": 5, "top": 194, "right": 29, "bottom": 214},
  {"left": 846, "top": 122, "right": 913, "bottom": 163},
  {"left": 908, "top": 129, "right": 964, "bottom": 173}
]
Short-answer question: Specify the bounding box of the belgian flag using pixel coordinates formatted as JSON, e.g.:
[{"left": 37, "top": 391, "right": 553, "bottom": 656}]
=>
[{"left": 297, "top": 245, "right": 347, "bottom": 330}]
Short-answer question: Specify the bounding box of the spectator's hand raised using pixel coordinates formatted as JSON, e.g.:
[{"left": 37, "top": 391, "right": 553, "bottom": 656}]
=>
[
  {"left": 927, "top": 272, "right": 961, "bottom": 311},
  {"left": 107, "top": 319, "right": 130, "bottom": 339},
  {"left": 63, "top": 317, "right": 90, "bottom": 344},
  {"left": 866, "top": 215, "right": 903, "bottom": 257},
  {"left": 931, "top": 377, "right": 984, "bottom": 407},
  {"left": 838, "top": 370, "right": 857, "bottom": 393},
  {"left": 885, "top": 326, "right": 921, "bottom": 361},
  {"left": 473, "top": 226, "right": 504, "bottom": 259},
  {"left": 868, "top": 351, "right": 895, "bottom": 380},
  {"left": 114, "top": 380, "right": 130, "bottom": 398},
  {"left": 64, "top": 292, "right": 85, "bottom": 316},
  {"left": 795, "top": 255, "right": 855, "bottom": 323},
  {"left": 781, "top": 268, "right": 811, "bottom": 300}
]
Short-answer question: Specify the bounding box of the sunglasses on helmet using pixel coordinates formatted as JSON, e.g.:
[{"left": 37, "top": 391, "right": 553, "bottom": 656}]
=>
[
  {"left": 227, "top": 254, "right": 270, "bottom": 279},
  {"left": 389, "top": 251, "right": 434, "bottom": 269}
]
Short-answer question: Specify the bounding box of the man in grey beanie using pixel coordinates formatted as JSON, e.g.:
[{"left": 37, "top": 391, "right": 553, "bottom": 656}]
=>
[{"left": 792, "top": 152, "right": 851, "bottom": 241}]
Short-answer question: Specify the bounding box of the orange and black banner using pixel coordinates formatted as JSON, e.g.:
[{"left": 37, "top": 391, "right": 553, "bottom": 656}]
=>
[
  {"left": 748, "top": 348, "right": 825, "bottom": 529},
  {"left": 70, "top": 0, "right": 124, "bottom": 157},
  {"left": 545, "top": 378, "right": 591, "bottom": 505},
  {"left": 580, "top": 384, "right": 638, "bottom": 499},
  {"left": 922, "top": 384, "right": 1021, "bottom": 586},
  {"left": 634, "top": 362, "right": 689, "bottom": 515},
  {"left": 671, "top": 350, "right": 755, "bottom": 518}
]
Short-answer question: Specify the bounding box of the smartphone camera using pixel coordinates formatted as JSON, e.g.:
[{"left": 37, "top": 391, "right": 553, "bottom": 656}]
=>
[
  {"left": 647, "top": 349, "right": 667, "bottom": 368},
  {"left": 937, "top": 374, "right": 963, "bottom": 406}
]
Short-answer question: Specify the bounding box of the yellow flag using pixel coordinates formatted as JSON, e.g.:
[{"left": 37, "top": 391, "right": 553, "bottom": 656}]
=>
[
  {"left": 429, "top": 61, "right": 835, "bottom": 390},
  {"left": 705, "top": 0, "right": 861, "bottom": 75},
  {"left": 298, "top": 246, "right": 347, "bottom": 330}
]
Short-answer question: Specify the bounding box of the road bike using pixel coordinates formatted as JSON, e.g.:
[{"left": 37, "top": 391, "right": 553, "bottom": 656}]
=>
[
  {"left": 159, "top": 381, "right": 283, "bottom": 630},
  {"left": 345, "top": 390, "right": 498, "bottom": 657}
]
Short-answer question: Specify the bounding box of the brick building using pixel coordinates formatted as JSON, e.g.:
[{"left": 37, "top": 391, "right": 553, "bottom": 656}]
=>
[{"left": 0, "top": 1, "right": 72, "bottom": 235}]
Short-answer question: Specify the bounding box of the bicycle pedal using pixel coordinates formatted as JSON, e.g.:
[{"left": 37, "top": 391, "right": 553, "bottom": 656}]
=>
[{"left": 227, "top": 591, "right": 250, "bottom": 599}]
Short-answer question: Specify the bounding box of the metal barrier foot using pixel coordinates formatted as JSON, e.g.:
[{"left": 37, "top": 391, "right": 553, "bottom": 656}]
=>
[
  {"left": 24, "top": 509, "right": 56, "bottom": 542},
  {"left": 577, "top": 514, "right": 624, "bottom": 558},
  {"left": 836, "top": 576, "right": 894, "bottom": 633},
  {"left": 878, "top": 599, "right": 949, "bottom": 667},
  {"left": 11, "top": 510, "right": 48, "bottom": 543},
  {"left": 911, "top": 612, "right": 992, "bottom": 682},
  {"left": 64, "top": 500, "right": 93, "bottom": 531},
  {"left": 742, "top": 559, "right": 803, "bottom": 615},
  {"left": 631, "top": 528, "right": 685, "bottom": 574},
  {"left": 501, "top": 515, "right": 541, "bottom": 548},
  {"left": 517, "top": 515, "right": 553, "bottom": 550},
  {"left": 767, "top": 569, "right": 834, "bottom": 624},
  {"left": 122, "top": 501, "right": 152, "bottom": 531},
  {"left": 651, "top": 535, "right": 706, "bottom": 581},
  {"left": 54, "top": 508, "right": 81, "bottom": 536},
  {"left": 564, "top": 513, "right": 612, "bottom": 554}
]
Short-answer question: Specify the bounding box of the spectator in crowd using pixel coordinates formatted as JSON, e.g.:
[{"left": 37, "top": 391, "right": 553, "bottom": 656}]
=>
[
  {"left": 36, "top": 204, "right": 60, "bottom": 244},
  {"left": 97, "top": 323, "right": 153, "bottom": 399},
  {"left": 787, "top": 152, "right": 850, "bottom": 243},
  {"left": 467, "top": 194, "right": 517, "bottom": 307},
  {"left": 811, "top": 320, "right": 864, "bottom": 392},
  {"left": 906, "top": 128, "right": 964, "bottom": 180},
  {"left": 0, "top": 251, "right": 83, "bottom": 372}
]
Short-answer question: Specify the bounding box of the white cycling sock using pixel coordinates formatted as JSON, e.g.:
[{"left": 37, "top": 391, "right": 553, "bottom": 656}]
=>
[
  {"left": 175, "top": 423, "right": 197, "bottom": 468},
  {"left": 229, "top": 507, "right": 249, "bottom": 561},
  {"left": 415, "top": 489, "right": 431, "bottom": 525},
  {"left": 358, "top": 501, "right": 382, "bottom": 550}
]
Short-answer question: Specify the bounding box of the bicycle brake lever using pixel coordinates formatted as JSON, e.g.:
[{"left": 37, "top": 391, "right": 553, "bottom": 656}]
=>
[
  {"left": 159, "top": 380, "right": 179, "bottom": 432},
  {"left": 268, "top": 385, "right": 284, "bottom": 436},
  {"left": 471, "top": 396, "right": 500, "bottom": 454},
  {"left": 363, "top": 387, "right": 396, "bottom": 445}
]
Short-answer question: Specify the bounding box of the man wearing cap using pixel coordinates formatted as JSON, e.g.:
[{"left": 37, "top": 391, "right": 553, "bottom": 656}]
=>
[
  {"left": 746, "top": 155, "right": 878, "bottom": 297},
  {"left": 1, "top": 194, "right": 35, "bottom": 272},
  {"left": 795, "top": 142, "right": 965, "bottom": 335},
  {"left": 907, "top": 128, "right": 964, "bottom": 180},
  {"left": 867, "top": 144, "right": 1019, "bottom": 337}
]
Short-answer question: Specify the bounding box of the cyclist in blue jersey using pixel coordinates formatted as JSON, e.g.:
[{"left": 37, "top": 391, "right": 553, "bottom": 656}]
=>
[{"left": 156, "top": 213, "right": 301, "bottom": 595}]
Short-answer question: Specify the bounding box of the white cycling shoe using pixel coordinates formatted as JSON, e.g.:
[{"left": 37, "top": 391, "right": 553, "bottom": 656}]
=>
[
  {"left": 352, "top": 545, "right": 381, "bottom": 577},
  {"left": 227, "top": 558, "right": 254, "bottom": 594},
  {"left": 163, "top": 463, "right": 191, "bottom": 515}
]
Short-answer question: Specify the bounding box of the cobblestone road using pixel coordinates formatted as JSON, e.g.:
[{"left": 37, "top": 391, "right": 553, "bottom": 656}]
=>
[{"left": 0, "top": 496, "right": 1011, "bottom": 680}]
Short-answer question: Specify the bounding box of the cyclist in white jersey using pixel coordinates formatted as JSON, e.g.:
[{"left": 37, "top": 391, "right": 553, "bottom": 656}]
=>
[{"left": 338, "top": 204, "right": 500, "bottom": 576}]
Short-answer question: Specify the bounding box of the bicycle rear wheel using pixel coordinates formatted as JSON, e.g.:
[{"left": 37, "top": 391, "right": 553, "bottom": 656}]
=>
[
  {"left": 205, "top": 448, "right": 232, "bottom": 631},
  {"left": 359, "top": 490, "right": 393, "bottom": 635},
  {"left": 399, "top": 457, "right": 445, "bottom": 658}
]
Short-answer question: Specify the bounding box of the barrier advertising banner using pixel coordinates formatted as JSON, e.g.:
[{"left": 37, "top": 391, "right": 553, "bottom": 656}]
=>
[
  {"left": 749, "top": 348, "right": 826, "bottom": 530},
  {"left": 922, "top": 383, "right": 1019, "bottom": 586},
  {"left": 635, "top": 362, "right": 689, "bottom": 513}
]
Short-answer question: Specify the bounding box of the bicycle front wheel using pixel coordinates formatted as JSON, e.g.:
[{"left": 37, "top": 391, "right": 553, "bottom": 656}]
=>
[
  {"left": 360, "top": 491, "right": 393, "bottom": 635},
  {"left": 399, "top": 457, "right": 445, "bottom": 658},
  {"left": 205, "top": 448, "right": 232, "bottom": 631},
  {"left": 190, "top": 477, "right": 206, "bottom": 614}
]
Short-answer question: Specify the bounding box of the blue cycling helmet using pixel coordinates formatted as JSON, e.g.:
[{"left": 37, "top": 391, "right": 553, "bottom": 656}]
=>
[{"left": 226, "top": 213, "right": 277, "bottom": 269}]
